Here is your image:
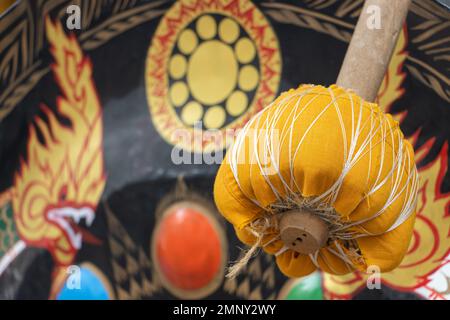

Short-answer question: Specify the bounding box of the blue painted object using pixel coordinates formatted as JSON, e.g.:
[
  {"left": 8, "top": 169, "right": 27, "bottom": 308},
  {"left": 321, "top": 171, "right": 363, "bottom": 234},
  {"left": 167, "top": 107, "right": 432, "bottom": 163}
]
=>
[{"left": 57, "top": 266, "right": 111, "bottom": 300}]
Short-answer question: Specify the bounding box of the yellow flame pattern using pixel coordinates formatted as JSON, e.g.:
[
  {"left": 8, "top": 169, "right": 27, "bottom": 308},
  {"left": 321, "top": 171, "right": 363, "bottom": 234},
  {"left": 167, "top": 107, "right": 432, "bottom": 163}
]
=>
[{"left": 12, "top": 18, "right": 105, "bottom": 266}]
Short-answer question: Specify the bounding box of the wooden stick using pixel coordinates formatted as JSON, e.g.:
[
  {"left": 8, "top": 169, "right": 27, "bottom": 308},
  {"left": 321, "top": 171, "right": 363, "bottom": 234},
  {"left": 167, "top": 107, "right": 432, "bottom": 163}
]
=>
[{"left": 336, "top": 0, "right": 411, "bottom": 102}]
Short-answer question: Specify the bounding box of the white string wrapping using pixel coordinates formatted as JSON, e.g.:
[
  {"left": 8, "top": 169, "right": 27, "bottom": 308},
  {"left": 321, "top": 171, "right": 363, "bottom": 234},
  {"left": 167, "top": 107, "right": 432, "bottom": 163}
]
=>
[{"left": 225, "top": 86, "right": 419, "bottom": 278}]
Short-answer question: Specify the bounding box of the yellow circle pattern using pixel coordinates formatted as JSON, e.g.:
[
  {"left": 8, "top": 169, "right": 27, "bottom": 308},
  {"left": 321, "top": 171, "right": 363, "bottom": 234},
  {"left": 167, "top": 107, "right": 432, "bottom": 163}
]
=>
[
  {"left": 235, "top": 38, "right": 256, "bottom": 64},
  {"left": 178, "top": 29, "right": 198, "bottom": 54},
  {"left": 169, "top": 54, "right": 187, "bottom": 79},
  {"left": 170, "top": 81, "right": 189, "bottom": 107},
  {"left": 197, "top": 15, "right": 216, "bottom": 40},
  {"left": 168, "top": 14, "right": 262, "bottom": 128},
  {"left": 238, "top": 65, "right": 259, "bottom": 91},
  {"left": 226, "top": 91, "right": 248, "bottom": 117},
  {"left": 181, "top": 101, "right": 203, "bottom": 125},
  {"left": 188, "top": 41, "right": 237, "bottom": 106},
  {"left": 219, "top": 18, "right": 239, "bottom": 44},
  {"left": 146, "top": 0, "right": 282, "bottom": 152},
  {"left": 204, "top": 106, "right": 226, "bottom": 129}
]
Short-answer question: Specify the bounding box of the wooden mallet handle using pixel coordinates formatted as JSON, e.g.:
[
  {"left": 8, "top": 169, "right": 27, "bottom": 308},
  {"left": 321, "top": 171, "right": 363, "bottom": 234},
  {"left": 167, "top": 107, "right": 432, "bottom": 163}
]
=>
[
  {"left": 279, "top": 0, "right": 411, "bottom": 254},
  {"left": 337, "top": 0, "right": 411, "bottom": 102}
]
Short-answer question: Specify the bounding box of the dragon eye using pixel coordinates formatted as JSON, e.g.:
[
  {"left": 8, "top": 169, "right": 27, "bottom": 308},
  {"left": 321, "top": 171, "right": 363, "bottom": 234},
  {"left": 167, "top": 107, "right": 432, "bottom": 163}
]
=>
[{"left": 59, "top": 185, "right": 68, "bottom": 201}]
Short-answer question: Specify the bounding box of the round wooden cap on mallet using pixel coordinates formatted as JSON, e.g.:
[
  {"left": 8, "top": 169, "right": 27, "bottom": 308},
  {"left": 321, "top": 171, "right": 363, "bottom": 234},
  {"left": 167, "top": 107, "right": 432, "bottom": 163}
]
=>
[{"left": 279, "top": 210, "right": 329, "bottom": 255}]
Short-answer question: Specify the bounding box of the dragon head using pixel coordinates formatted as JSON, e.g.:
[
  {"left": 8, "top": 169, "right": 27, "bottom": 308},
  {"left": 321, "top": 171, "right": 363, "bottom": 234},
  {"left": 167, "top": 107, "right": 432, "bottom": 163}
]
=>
[{"left": 12, "top": 18, "right": 105, "bottom": 266}]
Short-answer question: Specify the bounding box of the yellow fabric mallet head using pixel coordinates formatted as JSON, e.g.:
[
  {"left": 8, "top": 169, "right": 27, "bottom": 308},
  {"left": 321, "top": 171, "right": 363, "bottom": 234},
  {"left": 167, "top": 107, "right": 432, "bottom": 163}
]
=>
[{"left": 214, "top": 0, "right": 419, "bottom": 278}]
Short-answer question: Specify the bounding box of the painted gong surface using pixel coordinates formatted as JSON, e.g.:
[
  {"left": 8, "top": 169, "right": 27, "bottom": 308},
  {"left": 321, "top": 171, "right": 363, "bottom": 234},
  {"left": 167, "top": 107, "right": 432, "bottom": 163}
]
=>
[{"left": 0, "top": 0, "right": 448, "bottom": 300}]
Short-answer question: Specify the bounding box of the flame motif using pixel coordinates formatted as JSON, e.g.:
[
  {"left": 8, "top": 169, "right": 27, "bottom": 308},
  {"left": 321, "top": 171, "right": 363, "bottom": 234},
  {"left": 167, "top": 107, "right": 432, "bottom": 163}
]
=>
[
  {"left": 383, "top": 141, "right": 450, "bottom": 290},
  {"left": 323, "top": 27, "right": 450, "bottom": 299},
  {"left": 11, "top": 18, "right": 105, "bottom": 266}
]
